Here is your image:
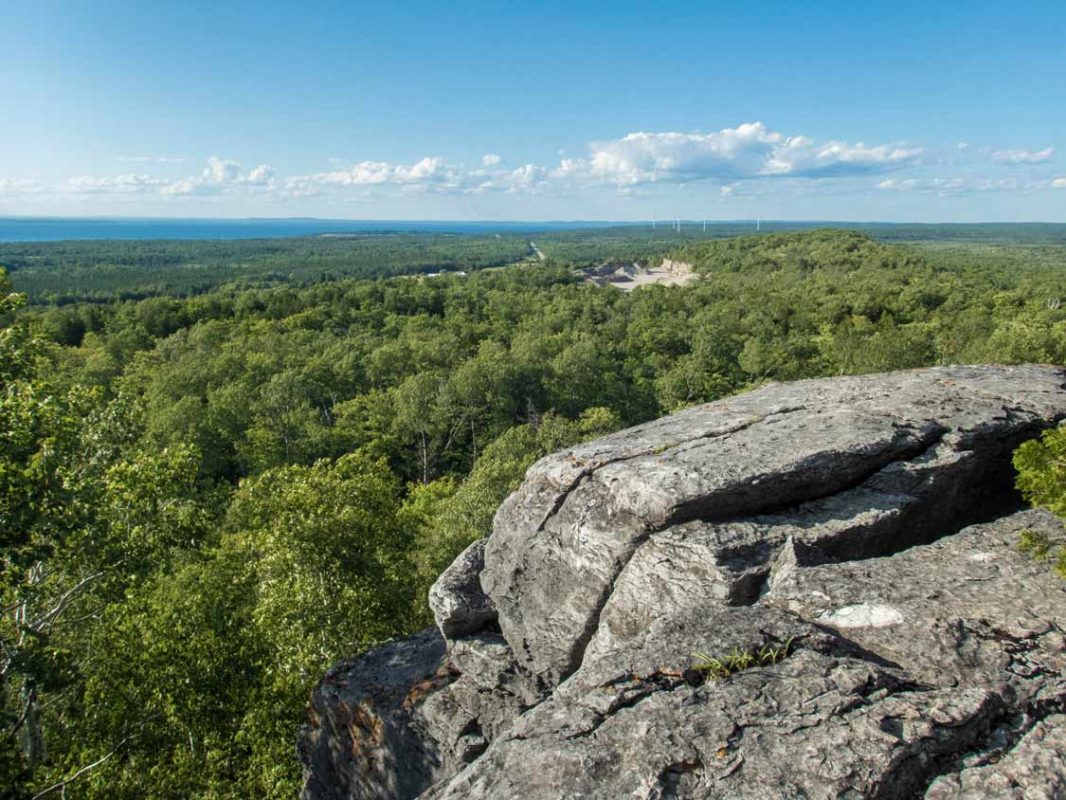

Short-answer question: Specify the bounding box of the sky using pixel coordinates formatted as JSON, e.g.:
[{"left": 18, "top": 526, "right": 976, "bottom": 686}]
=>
[{"left": 1, "top": 0, "right": 1064, "bottom": 222}]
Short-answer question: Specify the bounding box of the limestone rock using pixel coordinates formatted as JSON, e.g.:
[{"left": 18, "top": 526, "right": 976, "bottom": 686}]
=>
[
  {"left": 299, "top": 365, "right": 1066, "bottom": 800},
  {"left": 298, "top": 628, "right": 454, "bottom": 800},
  {"left": 926, "top": 714, "right": 1066, "bottom": 799},
  {"left": 427, "top": 509, "right": 1066, "bottom": 800},
  {"left": 429, "top": 539, "right": 497, "bottom": 639},
  {"left": 483, "top": 364, "right": 1065, "bottom": 686}
]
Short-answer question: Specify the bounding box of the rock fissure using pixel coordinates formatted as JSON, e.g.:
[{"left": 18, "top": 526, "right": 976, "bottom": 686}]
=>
[
  {"left": 565, "top": 424, "right": 958, "bottom": 684},
  {"left": 662, "top": 423, "right": 950, "bottom": 528},
  {"left": 565, "top": 678, "right": 686, "bottom": 741},
  {"left": 894, "top": 688, "right": 1066, "bottom": 800},
  {"left": 560, "top": 526, "right": 659, "bottom": 682},
  {"left": 532, "top": 405, "right": 806, "bottom": 535}
]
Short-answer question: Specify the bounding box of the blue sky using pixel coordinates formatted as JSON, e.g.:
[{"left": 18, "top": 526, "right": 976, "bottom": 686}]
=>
[{"left": 2, "top": 0, "right": 1064, "bottom": 221}]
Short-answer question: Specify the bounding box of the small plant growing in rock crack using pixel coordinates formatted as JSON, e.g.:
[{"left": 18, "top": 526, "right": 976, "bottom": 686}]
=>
[
  {"left": 691, "top": 637, "right": 795, "bottom": 682},
  {"left": 1017, "top": 528, "right": 1066, "bottom": 578}
]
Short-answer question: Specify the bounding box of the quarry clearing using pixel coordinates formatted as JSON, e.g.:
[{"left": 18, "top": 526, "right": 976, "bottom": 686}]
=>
[{"left": 583, "top": 258, "right": 696, "bottom": 290}]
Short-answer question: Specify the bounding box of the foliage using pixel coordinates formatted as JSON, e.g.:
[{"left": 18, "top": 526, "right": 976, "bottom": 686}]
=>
[
  {"left": 1, "top": 226, "right": 1064, "bottom": 797},
  {"left": 1017, "top": 528, "right": 1066, "bottom": 579},
  {"left": 0, "top": 269, "right": 219, "bottom": 796},
  {"left": 2, "top": 234, "right": 535, "bottom": 304},
  {"left": 1014, "top": 427, "right": 1066, "bottom": 519},
  {"left": 1014, "top": 426, "right": 1066, "bottom": 578},
  {"left": 692, "top": 637, "right": 795, "bottom": 682},
  {"left": 228, "top": 451, "right": 417, "bottom": 681}
]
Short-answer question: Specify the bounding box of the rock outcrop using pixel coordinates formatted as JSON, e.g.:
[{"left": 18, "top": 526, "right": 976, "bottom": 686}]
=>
[{"left": 299, "top": 365, "right": 1066, "bottom": 799}]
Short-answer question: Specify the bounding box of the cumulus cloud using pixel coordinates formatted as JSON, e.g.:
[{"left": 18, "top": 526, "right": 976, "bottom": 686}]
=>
[
  {"left": 42, "top": 157, "right": 279, "bottom": 198},
  {"left": 245, "top": 164, "right": 275, "bottom": 184},
  {"left": 203, "top": 156, "right": 242, "bottom": 184},
  {"left": 990, "top": 147, "right": 1054, "bottom": 164},
  {"left": 764, "top": 136, "right": 922, "bottom": 177},
  {"left": 469, "top": 164, "right": 549, "bottom": 194},
  {"left": 553, "top": 123, "right": 921, "bottom": 186},
  {"left": 287, "top": 156, "right": 555, "bottom": 197},
  {"left": 15, "top": 126, "right": 1064, "bottom": 208},
  {"left": 287, "top": 156, "right": 461, "bottom": 195},
  {"left": 164, "top": 157, "right": 277, "bottom": 195}
]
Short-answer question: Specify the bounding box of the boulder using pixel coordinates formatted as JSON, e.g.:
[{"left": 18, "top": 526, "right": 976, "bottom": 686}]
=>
[
  {"left": 299, "top": 365, "right": 1066, "bottom": 799},
  {"left": 429, "top": 539, "right": 497, "bottom": 639}
]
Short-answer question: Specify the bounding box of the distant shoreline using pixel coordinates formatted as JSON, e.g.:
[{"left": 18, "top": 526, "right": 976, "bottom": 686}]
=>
[
  {"left": 0, "top": 218, "right": 635, "bottom": 243},
  {"left": 2, "top": 217, "right": 1065, "bottom": 244}
]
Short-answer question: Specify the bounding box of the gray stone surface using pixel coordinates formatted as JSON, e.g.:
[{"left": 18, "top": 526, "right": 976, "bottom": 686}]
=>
[
  {"left": 926, "top": 714, "right": 1066, "bottom": 799},
  {"left": 299, "top": 365, "right": 1066, "bottom": 800},
  {"left": 483, "top": 364, "right": 1066, "bottom": 686},
  {"left": 429, "top": 539, "right": 497, "bottom": 639},
  {"left": 425, "top": 509, "right": 1066, "bottom": 800},
  {"left": 298, "top": 628, "right": 454, "bottom": 800}
]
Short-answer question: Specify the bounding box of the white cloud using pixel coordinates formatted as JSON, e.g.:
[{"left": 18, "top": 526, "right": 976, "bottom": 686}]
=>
[
  {"left": 203, "top": 156, "right": 242, "bottom": 184},
  {"left": 551, "top": 123, "right": 921, "bottom": 186},
  {"left": 39, "top": 157, "right": 280, "bottom": 198},
  {"left": 162, "top": 177, "right": 207, "bottom": 196},
  {"left": 15, "top": 126, "right": 1065, "bottom": 210},
  {"left": 244, "top": 164, "right": 276, "bottom": 185},
  {"left": 990, "top": 147, "right": 1054, "bottom": 164},
  {"left": 288, "top": 156, "right": 461, "bottom": 194},
  {"left": 469, "top": 164, "right": 549, "bottom": 194},
  {"left": 288, "top": 156, "right": 555, "bottom": 197},
  {"left": 164, "top": 157, "right": 277, "bottom": 195},
  {"left": 876, "top": 176, "right": 1057, "bottom": 195},
  {"left": 64, "top": 173, "right": 171, "bottom": 194},
  {"left": 765, "top": 136, "right": 922, "bottom": 177},
  {"left": 117, "top": 155, "right": 186, "bottom": 164},
  {"left": 0, "top": 178, "right": 50, "bottom": 195}
]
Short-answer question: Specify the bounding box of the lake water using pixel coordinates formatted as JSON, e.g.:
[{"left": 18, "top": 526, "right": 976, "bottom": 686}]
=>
[{"left": 0, "top": 217, "right": 629, "bottom": 242}]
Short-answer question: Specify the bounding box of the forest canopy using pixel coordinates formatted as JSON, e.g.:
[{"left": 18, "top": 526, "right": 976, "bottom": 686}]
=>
[{"left": 1, "top": 227, "right": 1064, "bottom": 798}]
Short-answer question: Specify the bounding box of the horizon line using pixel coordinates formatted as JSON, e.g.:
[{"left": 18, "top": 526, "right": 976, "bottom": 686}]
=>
[{"left": 3, "top": 215, "right": 1066, "bottom": 226}]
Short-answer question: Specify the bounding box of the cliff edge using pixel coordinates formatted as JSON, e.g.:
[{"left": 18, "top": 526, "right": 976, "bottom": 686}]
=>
[{"left": 299, "top": 365, "right": 1066, "bottom": 800}]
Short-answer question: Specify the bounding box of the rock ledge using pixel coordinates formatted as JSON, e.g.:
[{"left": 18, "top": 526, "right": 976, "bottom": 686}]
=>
[{"left": 300, "top": 365, "right": 1066, "bottom": 800}]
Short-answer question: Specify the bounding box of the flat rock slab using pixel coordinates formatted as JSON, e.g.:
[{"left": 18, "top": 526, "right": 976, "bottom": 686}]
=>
[
  {"left": 765, "top": 509, "right": 1066, "bottom": 696},
  {"left": 483, "top": 365, "right": 1066, "bottom": 684}
]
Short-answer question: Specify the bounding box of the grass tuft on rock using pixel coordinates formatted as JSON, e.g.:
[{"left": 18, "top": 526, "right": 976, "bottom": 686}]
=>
[{"left": 691, "top": 637, "right": 795, "bottom": 682}]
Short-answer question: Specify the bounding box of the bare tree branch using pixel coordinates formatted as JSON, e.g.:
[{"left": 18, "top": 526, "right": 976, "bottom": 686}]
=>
[{"left": 31, "top": 736, "right": 131, "bottom": 800}]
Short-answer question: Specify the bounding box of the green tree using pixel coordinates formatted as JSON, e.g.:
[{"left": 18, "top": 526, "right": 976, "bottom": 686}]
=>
[{"left": 1014, "top": 427, "right": 1066, "bottom": 579}]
